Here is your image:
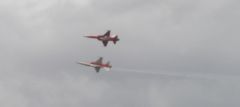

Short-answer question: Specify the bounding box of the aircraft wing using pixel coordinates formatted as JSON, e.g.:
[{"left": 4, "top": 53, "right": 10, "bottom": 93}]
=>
[
  {"left": 95, "top": 67, "right": 101, "bottom": 73},
  {"left": 102, "top": 41, "right": 108, "bottom": 47},
  {"left": 95, "top": 57, "right": 103, "bottom": 64},
  {"left": 103, "top": 30, "right": 111, "bottom": 37}
]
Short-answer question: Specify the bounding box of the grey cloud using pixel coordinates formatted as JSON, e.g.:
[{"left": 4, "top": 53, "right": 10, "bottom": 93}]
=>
[{"left": 0, "top": 0, "right": 240, "bottom": 107}]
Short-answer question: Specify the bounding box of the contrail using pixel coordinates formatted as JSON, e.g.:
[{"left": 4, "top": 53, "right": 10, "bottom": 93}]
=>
[
  {"left": 113, "top": 67, "right": 204, "bottom": 79},
  {"left": 114, "top": 68, "right": 162, "bottom": 74},
  {"left": 112, "top": 67, "right": 239, "bottom": 80}
]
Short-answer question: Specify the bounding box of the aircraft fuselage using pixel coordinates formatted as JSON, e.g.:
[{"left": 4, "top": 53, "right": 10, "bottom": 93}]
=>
[
  {"left": 86, "top": 35, "right": 118, "bottom": 41},
  {"left": 84, "top": 30, "right": 119, "bottom": 46},
  {"left": 90, "top": 62, "right": 112, "bottom": 68}
]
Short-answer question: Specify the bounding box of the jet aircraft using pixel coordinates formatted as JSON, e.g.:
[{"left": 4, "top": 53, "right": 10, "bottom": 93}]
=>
[
  {"left": 84, "top": 30, "right": 119, "bottom": 47},
  {"left": 77, "top": 57, "right": 112, "bottom": 73}
]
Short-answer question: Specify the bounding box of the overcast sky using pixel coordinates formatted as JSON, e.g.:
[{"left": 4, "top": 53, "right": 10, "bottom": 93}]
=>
[{"left": 0, "top": 0, "right": 240, "bottom": 107}]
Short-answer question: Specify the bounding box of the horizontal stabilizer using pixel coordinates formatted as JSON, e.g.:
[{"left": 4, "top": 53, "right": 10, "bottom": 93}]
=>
[{"left": 104, "top": 67, "right": 111, "bottom": 71}]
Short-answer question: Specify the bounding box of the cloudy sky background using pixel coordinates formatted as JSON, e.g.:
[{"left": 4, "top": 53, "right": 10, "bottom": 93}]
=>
[{"left": 0, "top": 0, "right": 240, "bottom": 106}]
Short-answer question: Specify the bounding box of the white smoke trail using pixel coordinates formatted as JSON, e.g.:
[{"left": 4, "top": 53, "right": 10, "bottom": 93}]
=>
[
  {"left": 112, "top": 67, "right": 240, "bottom": 80},
  {"left": 113, "top": 67, "right": 203, "bottom": 79}
]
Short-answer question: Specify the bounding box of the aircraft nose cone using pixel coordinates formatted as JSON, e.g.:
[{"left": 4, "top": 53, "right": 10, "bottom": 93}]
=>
[{"left": 84, "top": 36, "right": 96, "bottom": 38}]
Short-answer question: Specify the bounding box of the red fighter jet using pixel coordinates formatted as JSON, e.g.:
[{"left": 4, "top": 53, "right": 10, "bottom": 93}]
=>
[
  {"left": 77, "top": 57, "right": 112, "bottom": 73},
  {"left": 84, "top": 30, "right": 119, "bottom": 47}
]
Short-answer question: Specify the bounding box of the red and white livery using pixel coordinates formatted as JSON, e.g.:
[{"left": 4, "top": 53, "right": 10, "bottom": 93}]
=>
[
  {"left": 77, "top": 57, "right": 112, "bottom": 73},
  {"left": 84, "top": 30, "right": 120, "bottom": 47}
]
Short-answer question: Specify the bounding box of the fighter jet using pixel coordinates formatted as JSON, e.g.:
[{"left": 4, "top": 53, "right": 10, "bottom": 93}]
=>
[
  {"left": 77, "top": 57, "right": 112, "bottom": 73},
  {"left": 84, "top": 30, "right": 120, "bottom": 47}
]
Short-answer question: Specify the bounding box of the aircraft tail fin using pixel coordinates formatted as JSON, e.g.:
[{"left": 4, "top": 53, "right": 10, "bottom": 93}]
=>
[
  {"left": 113, "top": 35, "right": 119, "bottom": 44},
  {"left": 106, "top": 61, "right": 110, "bottom": 65},
  {"left": 106, "top": 61, "right": 112, "bottom": 68}
]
